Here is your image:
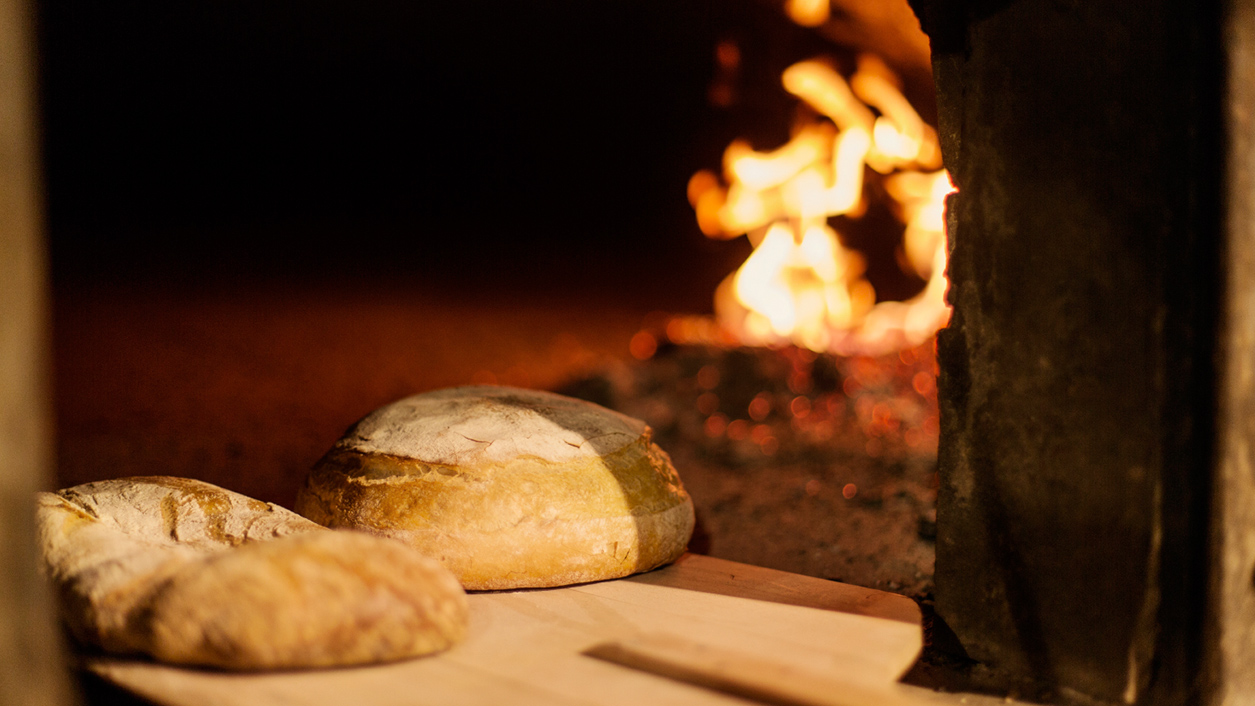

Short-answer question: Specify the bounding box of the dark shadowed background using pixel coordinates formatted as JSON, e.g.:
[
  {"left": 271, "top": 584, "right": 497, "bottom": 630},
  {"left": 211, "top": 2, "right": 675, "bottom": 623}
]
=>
[{"left": 37, "top": 0, "right": 836, "bottom": 296}]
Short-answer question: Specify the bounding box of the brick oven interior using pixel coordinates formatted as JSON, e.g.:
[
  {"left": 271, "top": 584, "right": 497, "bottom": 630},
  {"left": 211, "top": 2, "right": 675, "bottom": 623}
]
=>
[
  {"left": 43, "top": 0, "right": 750, "bottom": 508},
  {"left": 45, "top": 0, "right": 947, "bottom": 601},
  {"left": 35, "top": 0, "right": 963, "bottom": 702},
  {"left": 19, "top": 0, "right": 1255, "bottom": 704}
]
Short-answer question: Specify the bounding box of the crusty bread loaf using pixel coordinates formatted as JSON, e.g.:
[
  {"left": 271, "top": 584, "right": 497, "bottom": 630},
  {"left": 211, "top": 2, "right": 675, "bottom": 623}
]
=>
[
  {"left": 294, "top": 386, "right": 696, "bottom": 590},
  {"left": 37, "top": 476, "right": 468, "bottom": 670}
]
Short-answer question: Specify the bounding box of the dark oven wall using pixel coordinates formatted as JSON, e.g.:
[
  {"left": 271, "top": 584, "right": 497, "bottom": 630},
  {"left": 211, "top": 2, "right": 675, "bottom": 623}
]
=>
[{"left": 36, "top": 0, "right": 818, "bottom": 300}]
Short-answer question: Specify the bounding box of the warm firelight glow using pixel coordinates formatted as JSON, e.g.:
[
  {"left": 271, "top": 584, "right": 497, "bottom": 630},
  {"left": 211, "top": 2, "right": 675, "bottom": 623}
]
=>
[
  {"left": 782, "top": 61, "right": 875, "bottom": 133},
  {"left": 784, "top": 0, "right": 830, "bottom": 28},
  {"left": 690, "top": 53, "right": 954, "bottom": 355}
]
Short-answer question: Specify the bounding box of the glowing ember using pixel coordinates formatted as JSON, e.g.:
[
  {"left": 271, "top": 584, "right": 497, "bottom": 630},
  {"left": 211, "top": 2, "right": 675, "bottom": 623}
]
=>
[{"left": 689, "top": 51, "right": 955, "bottom": 355}]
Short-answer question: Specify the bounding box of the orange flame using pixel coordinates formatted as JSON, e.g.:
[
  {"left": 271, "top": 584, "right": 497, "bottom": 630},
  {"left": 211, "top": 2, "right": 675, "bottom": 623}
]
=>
[
  {"left": 784, "top": 0, "right": 830, "bottom": 27},
  {"left": 693, "top": 54, "right": 954, "bottom": 355}
]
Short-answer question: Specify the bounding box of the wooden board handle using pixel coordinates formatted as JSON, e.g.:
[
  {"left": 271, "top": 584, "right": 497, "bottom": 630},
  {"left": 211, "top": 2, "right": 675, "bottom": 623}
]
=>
[{"left": 584, "top": 632, "right": 921, "bottom": 706}]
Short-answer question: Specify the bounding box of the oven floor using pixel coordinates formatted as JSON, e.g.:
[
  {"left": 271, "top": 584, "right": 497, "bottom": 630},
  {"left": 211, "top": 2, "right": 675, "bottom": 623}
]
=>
[
  {"left": 558, "top": 342, "right": 938, "bottom": 600},
  {"left": 53, "top": 276, "right": 936, "bottom": 603}
]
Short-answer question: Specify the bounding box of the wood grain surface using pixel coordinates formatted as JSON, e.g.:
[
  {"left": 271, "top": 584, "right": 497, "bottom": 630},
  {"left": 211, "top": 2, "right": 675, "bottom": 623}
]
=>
[{"left": 88, "top": 554, "right": 925, "bottom": 706}]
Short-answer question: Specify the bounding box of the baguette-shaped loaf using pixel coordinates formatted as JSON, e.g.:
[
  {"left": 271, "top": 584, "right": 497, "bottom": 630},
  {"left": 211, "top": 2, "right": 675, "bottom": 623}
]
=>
[
  {"left": 295, "top": 386, "right": 696, "bottom": 590},
  {"left": 37, "top": 476, "right": 468, "bottom": 669}
]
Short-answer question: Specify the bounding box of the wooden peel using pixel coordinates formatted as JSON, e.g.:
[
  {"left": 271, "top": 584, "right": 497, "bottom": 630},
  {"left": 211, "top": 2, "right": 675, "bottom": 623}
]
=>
[
  {"left": 87, "top": 555, "right": 926, "bottom": 706},
  {"left": 628, "top": 553, "right": 921, "bottom": 625},
  {"left": 585, "top": 631, "right": 919, "bottom": 706}
]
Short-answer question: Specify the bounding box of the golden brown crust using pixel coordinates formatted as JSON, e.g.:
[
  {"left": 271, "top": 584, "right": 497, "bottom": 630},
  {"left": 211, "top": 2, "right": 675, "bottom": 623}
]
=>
[
  {"left": 144, "top": 532, "right": 468, "bottom": 669},
  {"left": 38, "top": 476, "right": 468, "bottom": 669},
  {"left": 295, "top": 392, "right": 696, "bottom": 590}
]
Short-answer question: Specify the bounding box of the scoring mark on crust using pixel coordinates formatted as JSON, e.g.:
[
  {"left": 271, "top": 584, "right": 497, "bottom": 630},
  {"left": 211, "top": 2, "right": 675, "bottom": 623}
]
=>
[
  {"left": 53, "top": 490, "right": 99, "bottom": 520},
  {"left": 455, "top": 433, "right": 494, "bottom": 449}
]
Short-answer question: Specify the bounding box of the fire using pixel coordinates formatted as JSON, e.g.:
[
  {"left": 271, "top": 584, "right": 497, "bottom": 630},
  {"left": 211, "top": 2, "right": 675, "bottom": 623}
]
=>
[
  {"left": 784, "top": 0, "right": 830, "bottom": 28},
  {"left": 687, "top": 53, "right": 954, "bottom": 355},
  {"left": 721, "top": 222, "right": 874, "bottom": 353}
]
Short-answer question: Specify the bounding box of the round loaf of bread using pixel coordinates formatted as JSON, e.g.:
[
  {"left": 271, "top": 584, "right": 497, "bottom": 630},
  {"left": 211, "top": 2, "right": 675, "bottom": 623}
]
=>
[
  {"left": 37, "top": 476, "right": 468, "bottom": 670},
  {"left": 294, "top": 386, "right": 695, "bottom": 590}
]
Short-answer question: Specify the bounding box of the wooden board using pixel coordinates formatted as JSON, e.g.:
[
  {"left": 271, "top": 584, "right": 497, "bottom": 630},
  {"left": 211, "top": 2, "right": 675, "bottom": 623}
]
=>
[{"left": 88, "top": 554, "right": 926, "bottom": 706}]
